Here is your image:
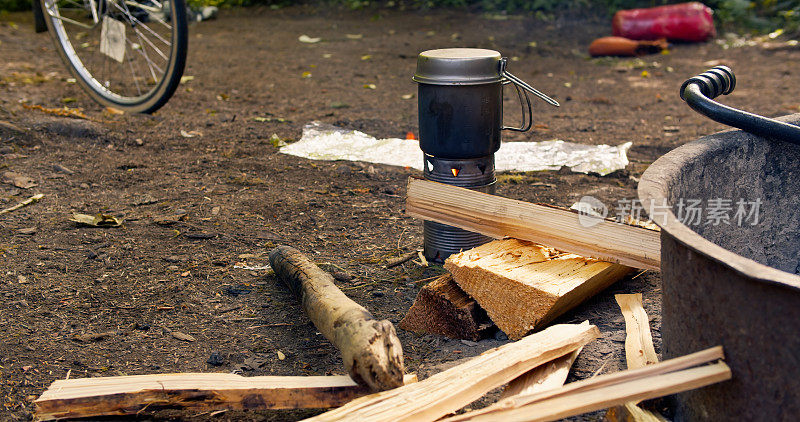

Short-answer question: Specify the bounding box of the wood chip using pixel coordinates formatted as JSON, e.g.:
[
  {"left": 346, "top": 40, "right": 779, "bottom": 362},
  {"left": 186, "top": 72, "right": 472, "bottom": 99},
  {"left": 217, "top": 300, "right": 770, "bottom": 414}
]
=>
[
  {"left": 0, "top": 193, "right": 44, "bottom": 215},
  {"left": 172, "top": 332, "right": 196, "bottom": 342}
]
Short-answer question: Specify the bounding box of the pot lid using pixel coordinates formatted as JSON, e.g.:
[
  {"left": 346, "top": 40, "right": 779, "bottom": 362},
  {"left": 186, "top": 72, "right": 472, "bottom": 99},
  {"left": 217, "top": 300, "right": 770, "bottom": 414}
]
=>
[{"left": 413, "top": 48, "right": 502, "bottom": 85}]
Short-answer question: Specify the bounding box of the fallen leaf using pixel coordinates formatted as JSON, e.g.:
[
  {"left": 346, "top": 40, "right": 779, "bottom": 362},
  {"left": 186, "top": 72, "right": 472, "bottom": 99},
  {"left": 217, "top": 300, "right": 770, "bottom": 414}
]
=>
[
  {"left": 70, "top": 213, "right": 123, "bottom": 227},
  {"left": 252, "top": 116, "right": 287, "bottom": 123},
  {"left": 270, "top": 133, "right": 288, "bottom": 147},
  {"left": 329, "top": 101, "right": 350, "bottom": 109},
  {"left": 53, "top": 163, "right": 75, "bottom": 174},
  {"left": 73, "top": 331, "right": 117, "bottom": 342},
  {"left": 180, "top": 75, "right": 195, "bottom": 84},
  {"left": 21, "top": 103, "right": 87, "bottom": 119},
  {"left": 154, "top": 213, "right": 187, "bottom": 226},
  {"left": 364, "top": 84, "right": 376, "bottom": 90},
  {"left": 61, "top": 97, "right": 77, "bottom": 104},
  {"left": 180, "top": 271, "right": 191, "bottom": 277},
  {"left": 17, "top": 275, "right": 27, "bottom": 284},
  {"left": 180, "top": 129, "right": 203, "bottom": 138},
  {"left": 298, "top": 34, "right": 321, "bottom": 43},
  {"left": 211, "top": 206, "right": 220, "bottom": 216},
  {"left": 301, "top": 71, "right": 312, "bottom": 79},
  {"left": 277, "top": 350, "right": 286, "bottom": 360},
  {"left": 2, "top": 171, "right": 37, "bottom": 189},
  {"left": 172, "top": 331, "right": 196, "bottom": 342},
  {"left": 361, "top": 55, "right": 372, "bottom": 61},
  {"left": 17, "top": 227, "right": 36, "bottom": 235},
  {"left": 401, "top": 94, "right": 414, "bottom": 100},
  {"left": 104, "top": 106, "right": 124, "bottom": 115},
  {"left": 345, "top": 33, "right": 363, "bottom": 39}
]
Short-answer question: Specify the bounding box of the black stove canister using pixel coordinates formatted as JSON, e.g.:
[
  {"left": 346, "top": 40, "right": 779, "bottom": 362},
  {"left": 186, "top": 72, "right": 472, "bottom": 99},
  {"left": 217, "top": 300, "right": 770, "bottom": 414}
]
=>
[{"left": 413, "top": 48, "right": 557, "bottom": 263}]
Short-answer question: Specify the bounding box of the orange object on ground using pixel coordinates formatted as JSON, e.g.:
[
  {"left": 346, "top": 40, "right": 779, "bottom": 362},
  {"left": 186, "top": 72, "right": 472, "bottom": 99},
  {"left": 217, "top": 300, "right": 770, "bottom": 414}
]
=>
[
  {"left": 406, "top": 131, "right": 416, "bottom": 140},
  {"left": 588, "top": 36, "right": 668, "bottom": 57}
]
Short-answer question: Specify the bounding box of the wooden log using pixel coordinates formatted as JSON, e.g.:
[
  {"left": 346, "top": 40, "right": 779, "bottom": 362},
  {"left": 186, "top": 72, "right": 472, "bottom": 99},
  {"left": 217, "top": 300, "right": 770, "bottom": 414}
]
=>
[
  {"left": 304, "top": 323, "right": 600, "bottom": 422},
  {"left": 445, "top": 238, "right": 633, "bottom": 340},
  {"left": 605, "top": 293, "right": 666, "bottom": 422},
  {"left": 405, "top": 177, "right": 660, "bottom": 270},
  {"left": 34, "top": 373, "right": 419, "bottom": 421},
  {"left": 500, "top": 347, "right": 581, "bottom": 399},
  {"left": 398, "top": 273, "right": 493, "bottom": 341},
  {"left": 443, "top": 346, "right": 729, "bottom": 422},
  {"left": 269, "top": 245, "right": 404, "bottom": 391}
]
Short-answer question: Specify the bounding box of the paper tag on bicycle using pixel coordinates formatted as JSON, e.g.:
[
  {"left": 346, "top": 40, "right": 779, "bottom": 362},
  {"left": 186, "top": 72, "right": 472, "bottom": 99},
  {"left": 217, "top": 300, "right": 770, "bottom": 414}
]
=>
[{"left": 100, "top": 16, "right": 126, "bottom": 63}]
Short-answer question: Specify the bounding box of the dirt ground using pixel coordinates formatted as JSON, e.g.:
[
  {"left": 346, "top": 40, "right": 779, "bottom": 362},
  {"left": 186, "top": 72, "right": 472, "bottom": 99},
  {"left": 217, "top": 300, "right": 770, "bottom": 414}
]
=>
[{"left": 2, "top": 5, "right": 800, "bottom": 421}]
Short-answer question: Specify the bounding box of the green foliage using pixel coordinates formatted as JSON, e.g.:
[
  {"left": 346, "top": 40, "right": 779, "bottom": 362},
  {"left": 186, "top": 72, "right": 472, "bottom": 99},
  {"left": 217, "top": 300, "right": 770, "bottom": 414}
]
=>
[
  {"left": 4, "top": 0, "right": 800, "bottom": 36},
  {"left": 0, "top": 0, "right": 32, "bottom": 12},
  {"left": 707, "top": 0, "right": 800, "bottom": 33}
]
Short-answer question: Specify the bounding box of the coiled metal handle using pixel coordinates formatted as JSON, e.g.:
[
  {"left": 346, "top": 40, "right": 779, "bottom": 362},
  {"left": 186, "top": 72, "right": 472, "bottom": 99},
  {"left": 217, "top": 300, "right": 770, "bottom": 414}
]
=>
[
  {"left": 680, "top": 66, "right": 800, "bottom": 145},
  {"left": 679, "top": 65, "right": 735, "bottom": 101}
]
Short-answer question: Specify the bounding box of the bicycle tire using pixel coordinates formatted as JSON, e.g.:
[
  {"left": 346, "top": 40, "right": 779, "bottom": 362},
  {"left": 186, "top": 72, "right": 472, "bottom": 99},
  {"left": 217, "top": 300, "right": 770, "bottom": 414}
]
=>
[{"left": 41, "top": 0, "right": 188, "bottom": 113}]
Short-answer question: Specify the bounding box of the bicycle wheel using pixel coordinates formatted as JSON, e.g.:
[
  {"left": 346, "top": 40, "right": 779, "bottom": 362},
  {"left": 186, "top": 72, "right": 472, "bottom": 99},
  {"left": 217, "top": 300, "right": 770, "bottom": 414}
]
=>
[{"left": 40, "top": 0, "right": 188, "bottom": 113}]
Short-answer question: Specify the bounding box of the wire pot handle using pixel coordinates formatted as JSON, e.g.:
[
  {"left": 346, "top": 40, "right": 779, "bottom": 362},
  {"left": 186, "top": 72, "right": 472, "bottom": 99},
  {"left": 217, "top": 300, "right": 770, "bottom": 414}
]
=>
[{"left": 499, "top": 57, "right": 559, "bottom": 133}]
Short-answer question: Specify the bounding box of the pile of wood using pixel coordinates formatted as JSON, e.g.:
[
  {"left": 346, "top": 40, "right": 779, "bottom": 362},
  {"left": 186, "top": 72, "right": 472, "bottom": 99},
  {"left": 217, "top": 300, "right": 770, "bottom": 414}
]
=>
[
  {"left": 34, "top": 323, "right": 730, "bottom": 421},
  {"left": 399, "top": 177, "right": 665, "bottom": 341},
  {"left": 33, "top": 180, "right": 731, "bottom": 420},
  {"left": 401, "top": 238, "right": 632, "bottom": 340}
]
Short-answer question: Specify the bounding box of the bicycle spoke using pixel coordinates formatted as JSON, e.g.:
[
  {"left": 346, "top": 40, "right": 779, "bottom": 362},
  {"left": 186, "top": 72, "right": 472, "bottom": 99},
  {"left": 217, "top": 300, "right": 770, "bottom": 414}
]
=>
[
  {"left": 42, "top": 0, "right": 185, "bottom": 111},
  {"left": 110, "top": 1, "right": 170, "bottom": 46},
  {"left": 127, "top": 35, "right": 161, "bottom": 80}
]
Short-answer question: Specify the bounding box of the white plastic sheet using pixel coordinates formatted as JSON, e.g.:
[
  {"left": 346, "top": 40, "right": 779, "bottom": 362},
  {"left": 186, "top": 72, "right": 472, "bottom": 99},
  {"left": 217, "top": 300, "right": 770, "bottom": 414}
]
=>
[{"left": 280, "top": 122, "right": 632, "bottom": 176}]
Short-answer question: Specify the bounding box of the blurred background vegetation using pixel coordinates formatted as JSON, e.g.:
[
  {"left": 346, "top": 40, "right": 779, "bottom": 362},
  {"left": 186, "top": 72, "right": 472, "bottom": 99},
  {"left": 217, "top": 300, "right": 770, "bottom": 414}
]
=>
[{"left": 3, "top": 0, "right": 799, "bottom": 35}]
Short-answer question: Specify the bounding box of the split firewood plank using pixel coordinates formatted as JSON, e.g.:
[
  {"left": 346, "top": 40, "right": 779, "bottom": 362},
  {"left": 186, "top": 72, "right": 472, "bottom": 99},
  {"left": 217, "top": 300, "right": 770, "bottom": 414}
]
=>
[
  {"left": 405, "top": 177, "right": 660, "bottom": 270},
  {"left": 443, "top": 346, "right": 728, "bottom": 422},
  {"left": 34, "top": 373, "right": 419, "bottom": 421},
  {"left": 447, "top": 361, "right": 730, "bottom": 422},
  {"left": 445, "top": 238, "right": 633, "bottom": 340},
  {"left": 606, "top": 403, "right": 667, "bottom": 422},
  {"left": 304, "top": 322, "right": 600, "bottom": 422},
  {"left": 605, "top": 293, "right": 665, "bottom": 422},
  {"left": 398, "top": 273, "right": 493, "bottom": 341},
  {"left": 269, "top": 245, "right": 404, "bottom": 391},
  {"left": 500, "top": 347, "right": 581, "bottom": 399},
  {"left": 616, "top": 293, "right": 659, "bottom": 368}
]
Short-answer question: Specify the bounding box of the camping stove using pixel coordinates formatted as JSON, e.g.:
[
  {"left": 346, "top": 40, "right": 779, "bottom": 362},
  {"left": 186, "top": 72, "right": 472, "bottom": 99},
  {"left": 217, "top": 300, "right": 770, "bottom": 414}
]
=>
[{"left": 413, "top": 48, "right": 558, "bottom": 263}]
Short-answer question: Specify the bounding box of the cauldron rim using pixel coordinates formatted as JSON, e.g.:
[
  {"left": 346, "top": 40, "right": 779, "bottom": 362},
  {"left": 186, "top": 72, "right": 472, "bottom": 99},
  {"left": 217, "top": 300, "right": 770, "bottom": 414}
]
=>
[{"left": 638, "top": 112, "right": 800, "bottom": 291}]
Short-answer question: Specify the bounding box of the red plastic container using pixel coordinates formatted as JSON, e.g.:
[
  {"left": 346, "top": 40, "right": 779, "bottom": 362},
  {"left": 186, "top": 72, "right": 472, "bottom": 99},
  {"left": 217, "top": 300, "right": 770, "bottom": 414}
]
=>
[{"left": 612, "top": 2, "right": 715, "bottom": 42}]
